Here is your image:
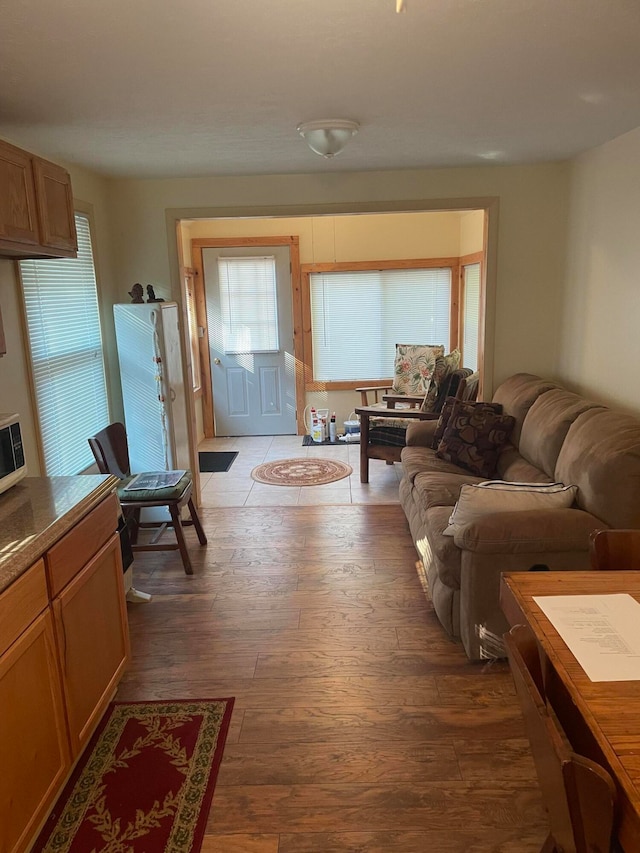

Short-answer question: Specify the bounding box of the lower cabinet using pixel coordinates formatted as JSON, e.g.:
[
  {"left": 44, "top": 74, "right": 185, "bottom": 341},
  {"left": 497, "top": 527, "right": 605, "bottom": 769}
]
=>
[
  {"left": 52, "top": 532, "right": 129, "bottom": 754},
  {"left": 0, "top": 610, "right": 70, "bottom": 853},
  {"left": 0, "top": 492, "right": 130, "bottom": 853}
]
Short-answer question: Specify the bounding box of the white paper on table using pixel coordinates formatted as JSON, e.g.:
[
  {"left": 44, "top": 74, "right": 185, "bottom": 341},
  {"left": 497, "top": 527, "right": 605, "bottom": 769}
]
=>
[{"left": 532, "top": 594, "right": 640, "bottom": 682}]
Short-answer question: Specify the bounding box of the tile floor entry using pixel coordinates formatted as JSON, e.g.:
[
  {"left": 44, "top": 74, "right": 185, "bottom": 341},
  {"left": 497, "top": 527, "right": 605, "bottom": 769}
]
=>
[{"left": 198, "top": 434, "right": 402, "bottom": 508}]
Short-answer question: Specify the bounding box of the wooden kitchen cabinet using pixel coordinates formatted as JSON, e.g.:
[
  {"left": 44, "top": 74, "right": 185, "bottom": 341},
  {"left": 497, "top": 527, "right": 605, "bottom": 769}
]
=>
[
  {"left": 0, "top": 485, "right": 130, "bottom": 853},
  {"left": 52, "top": 532, "right": 129, "bottom": 754},
  {"left": 0, "top": 564, "right": 70, "bottom": 853},
  {"left": 33, "top": 157, "right": 77, "bottom": 255},
  {"left": 0, "top": 139, "right": 39, "bottom": 251},
  {"left": 0, "top": 139, "right": 77, "bottom": 259}
]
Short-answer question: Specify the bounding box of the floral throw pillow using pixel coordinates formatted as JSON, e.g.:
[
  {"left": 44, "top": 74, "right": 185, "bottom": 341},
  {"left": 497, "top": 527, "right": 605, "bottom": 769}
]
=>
[
  {"left": 391, "top": 344, "right": 445, "bottom": 396},
  {"left": 436, "top": 401, "right": 515, "bottom": 478},
  {"left": 421, "top": 349, "right": 462, "bottom": 412}
]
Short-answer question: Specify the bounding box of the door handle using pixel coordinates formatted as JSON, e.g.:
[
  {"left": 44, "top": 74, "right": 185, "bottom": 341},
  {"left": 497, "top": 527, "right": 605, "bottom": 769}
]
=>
[{"left": 214, "top": 358, "right": 221, "bottom": 365}]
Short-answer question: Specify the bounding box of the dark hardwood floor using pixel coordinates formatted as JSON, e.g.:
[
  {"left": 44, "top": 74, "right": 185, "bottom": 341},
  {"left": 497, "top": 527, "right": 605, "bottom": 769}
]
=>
[{"left": 117, "top": 504, "right": 547, "bottom": 852}]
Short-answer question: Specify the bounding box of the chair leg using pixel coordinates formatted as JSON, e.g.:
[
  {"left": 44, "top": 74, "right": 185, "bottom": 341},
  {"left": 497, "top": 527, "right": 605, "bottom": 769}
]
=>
[
  {"left": 188, "top": 498, "right": 207, "bottom": 545},
  {"left": 126, "top": 507, "right": 141, "bottom": 545},
  {"left": 169, "top": 504, "right": 193, "bottom": 575}
]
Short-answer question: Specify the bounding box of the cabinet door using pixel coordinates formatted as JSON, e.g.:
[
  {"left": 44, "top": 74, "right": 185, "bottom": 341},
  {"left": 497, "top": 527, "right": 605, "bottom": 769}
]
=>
[
  {"left": 0, "top": 139, "right": 39, "bottom": 249},
  {"left": 53, "top": 533, "right": 130, "bottom": 755},
  {"left": 33, "top": 158, "right": 77, "bottom": 255},
  {"left": 0, "top": 611, "right": 70, "bottom": 853}
]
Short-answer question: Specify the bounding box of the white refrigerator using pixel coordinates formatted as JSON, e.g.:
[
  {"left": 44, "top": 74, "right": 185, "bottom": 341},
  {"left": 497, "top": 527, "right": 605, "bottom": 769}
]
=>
[{"left": 113, "top": 302, "right": 191, "bottom": 482}]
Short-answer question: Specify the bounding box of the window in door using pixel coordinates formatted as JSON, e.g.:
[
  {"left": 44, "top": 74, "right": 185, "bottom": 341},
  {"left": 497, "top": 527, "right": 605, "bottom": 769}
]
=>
[
  {"left": 218, "top": 255, "right": 279, "bottom": 353},
  {"left": 305, "top": 263, "right": 453, "bottom": 385},
  {"left": 19, "top": 212, "right": 109, "bottom": 475}
]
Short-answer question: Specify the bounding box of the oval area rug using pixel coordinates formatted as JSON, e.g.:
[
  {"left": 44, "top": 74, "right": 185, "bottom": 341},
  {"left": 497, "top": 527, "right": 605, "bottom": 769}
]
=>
[{"left": 251, "top": 457, "right": 352, "bottom": 486}]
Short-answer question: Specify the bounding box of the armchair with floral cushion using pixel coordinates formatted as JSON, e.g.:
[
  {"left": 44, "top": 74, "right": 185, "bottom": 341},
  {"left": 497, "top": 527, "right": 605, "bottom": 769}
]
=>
[{"left": 355, "top": 343, "right": 476, "bottom": 482}]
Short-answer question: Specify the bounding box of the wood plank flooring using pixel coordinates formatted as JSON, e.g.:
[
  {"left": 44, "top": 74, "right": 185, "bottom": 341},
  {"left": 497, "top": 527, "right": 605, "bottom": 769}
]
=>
[{"left": 117, "top": 504, "right": 548, "bottom": 852}]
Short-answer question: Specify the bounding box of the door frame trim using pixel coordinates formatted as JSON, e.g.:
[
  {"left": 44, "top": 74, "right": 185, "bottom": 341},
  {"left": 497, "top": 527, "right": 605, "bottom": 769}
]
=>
[{"left": 191, "top": 236, "right": 303, "bottom": 437}]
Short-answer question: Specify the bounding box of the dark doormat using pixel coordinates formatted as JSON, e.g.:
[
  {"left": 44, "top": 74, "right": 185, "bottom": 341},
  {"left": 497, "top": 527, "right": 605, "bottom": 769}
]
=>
[
  {"left": 198, "top": 451, "right": 238, "bottom": 472},
  {"left": 302, "top": 435, "right": 344, "bottom": 446}
]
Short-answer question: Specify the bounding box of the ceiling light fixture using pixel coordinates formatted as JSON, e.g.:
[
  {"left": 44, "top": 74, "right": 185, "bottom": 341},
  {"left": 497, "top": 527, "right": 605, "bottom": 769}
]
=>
[
  {"left": 396, "top": 0, "right": 407, "bottom": 11},
  {"left": 296, "top": 119, "right": 360, "bottom": 159}
]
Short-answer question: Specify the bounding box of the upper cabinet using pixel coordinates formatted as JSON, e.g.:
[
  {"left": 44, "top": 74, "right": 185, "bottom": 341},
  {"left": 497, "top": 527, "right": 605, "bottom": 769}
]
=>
[{"left": 0, "top": 139, "right": 77, "bottom": 260}]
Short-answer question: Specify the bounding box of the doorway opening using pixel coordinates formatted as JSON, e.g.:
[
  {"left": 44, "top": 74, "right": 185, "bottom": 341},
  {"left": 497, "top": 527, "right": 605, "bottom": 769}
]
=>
[{"left": 177, "top": 206, "right": 491, "bottom": 445}]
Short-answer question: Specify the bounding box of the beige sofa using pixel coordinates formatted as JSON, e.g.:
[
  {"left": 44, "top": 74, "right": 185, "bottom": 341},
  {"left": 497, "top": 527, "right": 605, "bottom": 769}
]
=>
[{"left": 399, "top": 373, "right": 640, "bottom": 660}]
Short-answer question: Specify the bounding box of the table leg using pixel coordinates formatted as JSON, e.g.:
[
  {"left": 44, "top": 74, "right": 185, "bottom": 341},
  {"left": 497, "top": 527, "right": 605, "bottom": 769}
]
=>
[{"left": 360, "top": 411, "right": 370, "bottom": 483}]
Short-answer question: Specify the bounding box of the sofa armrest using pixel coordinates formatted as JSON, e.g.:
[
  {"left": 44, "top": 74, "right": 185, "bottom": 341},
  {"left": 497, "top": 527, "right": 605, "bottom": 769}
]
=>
[
  {"left": 454, "top": 507, "right": 604, "bottom": 554},
  {"left": 405, "top": 418, "right": 439, "bottom": 447}
]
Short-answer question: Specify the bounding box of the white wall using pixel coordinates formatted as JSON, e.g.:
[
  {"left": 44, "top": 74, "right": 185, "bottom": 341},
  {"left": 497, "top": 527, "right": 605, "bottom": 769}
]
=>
[
  {"left": 559, "top": 126, "right": 640, "bottom": 414},
  {"left": 108, "top": 162, "right": 570, "bottom": 398}
]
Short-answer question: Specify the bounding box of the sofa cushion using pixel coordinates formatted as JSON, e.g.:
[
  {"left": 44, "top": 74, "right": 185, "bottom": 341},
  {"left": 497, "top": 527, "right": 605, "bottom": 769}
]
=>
[
  {"left": 401, "top": 445, "right": 473, "bottom": 484},
  {"left": 454, "top": 507, "right": 602, "bottom": 554},
  {"left": 392, "top": 344, "right": 445, "bottom": 396},
  {"left": 405, "top": 418, "right": 439, "bottom": 447},
  {"left": 555, "top": 408, "right": 640, "bottom": 529},
  {"left": 413, "top": 471, "right": 485, "bottom": 511},
  {"left": 491, "top": 373, "right": 561, "bottom": 446},
  {"left": 495, "top": 445, "right": 557, "bottom": 483},
  {"left": 443, "top": 481, "right": 578, "bottom": 536},
  {"left": 425, "top": 505, "right": 463, "bottom": 589},
  {"left": 436, "top": 403, "right": 515, "bottom": 478},
  {"left": 518, "top": 389, "right": 604, "bottom": 477}
]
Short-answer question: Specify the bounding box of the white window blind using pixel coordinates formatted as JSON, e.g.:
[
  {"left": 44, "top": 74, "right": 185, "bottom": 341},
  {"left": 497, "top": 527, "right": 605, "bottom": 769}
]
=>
[
  {"left": 462, "top": 263, "right": 481, "bottom": 371},
  {"left": 218, "top": 256, "right": 279, "bottom": 353},
  {"left": 310, "top": 267, "right": 451, "bottom": 381},
  {"left": 19, "top": 213, "right": 109, "bottom": 475}
]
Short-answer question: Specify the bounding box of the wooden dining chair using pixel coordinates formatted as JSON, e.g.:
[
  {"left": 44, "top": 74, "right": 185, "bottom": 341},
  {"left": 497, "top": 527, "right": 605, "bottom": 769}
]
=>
[
  {"left": 88, "top": 422, "right": 207, "bottom": 575},
  {"left": 504, "top": 625, "right": 617, "bottom": 853},
  {"left": 589, "top": 529, "right": 640, "bottom": 571}
]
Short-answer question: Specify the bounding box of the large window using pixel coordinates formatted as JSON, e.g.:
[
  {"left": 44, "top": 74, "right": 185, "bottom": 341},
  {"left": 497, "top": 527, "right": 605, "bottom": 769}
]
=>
[
  {"left": 307, "top": 265, "right": 452, "bottom": 383},
  {"left": 19, "top": 212, "right": 109, "bottom": 475}
]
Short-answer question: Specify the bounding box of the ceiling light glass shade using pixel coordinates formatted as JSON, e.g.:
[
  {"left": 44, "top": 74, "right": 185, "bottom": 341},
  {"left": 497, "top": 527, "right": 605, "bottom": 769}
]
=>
[{"left": 297, "top": 119, "right": 360, "bottom": 159}]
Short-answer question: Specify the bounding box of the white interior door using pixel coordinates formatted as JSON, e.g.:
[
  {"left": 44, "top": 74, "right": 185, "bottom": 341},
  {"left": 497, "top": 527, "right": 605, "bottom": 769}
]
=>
[{"left": 203, "top": 246, "right": 296, "bottom": 435}]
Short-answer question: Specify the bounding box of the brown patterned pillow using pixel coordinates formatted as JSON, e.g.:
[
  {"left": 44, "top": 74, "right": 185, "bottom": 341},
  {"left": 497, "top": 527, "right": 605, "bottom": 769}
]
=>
[
  {"left": 421, "top": 349, "right": 461, "bottom": 413},
  {"left": 430, "top": 397, "right": 460, "bottom": 449},
  {"left": 431, "top": 398, "right": 502, "bottom": 450},
  {"left": 436, "top": 401, "right": 515, "bottom": 478}
]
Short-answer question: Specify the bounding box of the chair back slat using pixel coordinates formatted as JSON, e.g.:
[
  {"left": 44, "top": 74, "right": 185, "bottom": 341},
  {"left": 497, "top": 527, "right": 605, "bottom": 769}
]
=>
[
  {"left": 88, "top": 422, "right": 131, "bottom": 479},
  {"left": 505, "top": 625, "right": 616, "bottom": 853},
  {"left": 589, "top": 529, "right": 640, "bottom": 570}
]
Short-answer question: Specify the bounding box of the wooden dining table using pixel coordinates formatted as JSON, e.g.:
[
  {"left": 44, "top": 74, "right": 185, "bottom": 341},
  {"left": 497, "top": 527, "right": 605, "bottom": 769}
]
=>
[{"left": 500, "top": 570, "right": 640, "bottom": 852}]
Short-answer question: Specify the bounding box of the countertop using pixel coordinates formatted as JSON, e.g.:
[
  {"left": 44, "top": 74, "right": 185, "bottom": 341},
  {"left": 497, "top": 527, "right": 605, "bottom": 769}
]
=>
[{"left": 0, "top": 475, "right": 119, "bottom": 594}]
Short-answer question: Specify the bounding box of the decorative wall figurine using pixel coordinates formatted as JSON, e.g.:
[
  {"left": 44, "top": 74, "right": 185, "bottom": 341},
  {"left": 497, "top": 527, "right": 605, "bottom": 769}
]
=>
[
  {"left": 146, "top": 285, "right": 165, "bottom": 303},
  {"left": 128, "top": 283, "right": 144, "bottom": 303}
]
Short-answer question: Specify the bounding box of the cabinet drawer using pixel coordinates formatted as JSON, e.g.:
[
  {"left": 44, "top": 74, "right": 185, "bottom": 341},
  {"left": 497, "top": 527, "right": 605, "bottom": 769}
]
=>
[
  {"left": 0, "top": 559, "right": 48, "bottom": 657},
  {"left": 46, "top": 494, "right": 119, "bottom": 597}
]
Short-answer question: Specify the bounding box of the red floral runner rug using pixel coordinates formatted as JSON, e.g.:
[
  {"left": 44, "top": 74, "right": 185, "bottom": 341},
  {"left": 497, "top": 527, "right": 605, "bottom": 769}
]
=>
[{"left": 33, "top": 699, "right": 234, "bottom": 853}]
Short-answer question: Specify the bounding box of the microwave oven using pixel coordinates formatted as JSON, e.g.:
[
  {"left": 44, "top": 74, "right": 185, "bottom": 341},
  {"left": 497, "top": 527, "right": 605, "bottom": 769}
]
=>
[{"left": 0, "top": 414, "right": 27, "bottom": 496}]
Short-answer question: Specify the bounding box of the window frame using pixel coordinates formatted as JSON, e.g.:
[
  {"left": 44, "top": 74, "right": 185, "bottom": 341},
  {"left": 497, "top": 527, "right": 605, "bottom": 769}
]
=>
[{"left": 301, "top": 257, "right": 461, "bottom": 391}]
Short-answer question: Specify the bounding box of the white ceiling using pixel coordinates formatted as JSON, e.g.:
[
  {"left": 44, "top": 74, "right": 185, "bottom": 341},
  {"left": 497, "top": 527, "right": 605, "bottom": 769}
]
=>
[{"left": 1, "top": 0, "right": 639, "bottom": 179}]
